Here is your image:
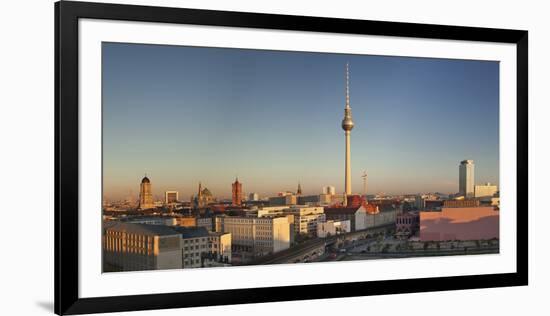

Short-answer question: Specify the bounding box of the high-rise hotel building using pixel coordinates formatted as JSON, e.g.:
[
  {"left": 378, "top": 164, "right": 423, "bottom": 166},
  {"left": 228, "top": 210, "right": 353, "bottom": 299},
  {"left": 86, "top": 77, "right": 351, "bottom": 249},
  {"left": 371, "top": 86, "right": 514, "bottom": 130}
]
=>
[{"left": 459, "top": 160, "right": 475, "bottom": 198}]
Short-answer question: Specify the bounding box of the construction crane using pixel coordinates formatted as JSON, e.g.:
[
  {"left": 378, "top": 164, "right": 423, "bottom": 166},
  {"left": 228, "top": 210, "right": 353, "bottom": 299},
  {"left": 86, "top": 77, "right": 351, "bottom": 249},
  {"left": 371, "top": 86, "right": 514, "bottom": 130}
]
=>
[{"left": 362, "top": 170, "right": 368, "bottom": 197}]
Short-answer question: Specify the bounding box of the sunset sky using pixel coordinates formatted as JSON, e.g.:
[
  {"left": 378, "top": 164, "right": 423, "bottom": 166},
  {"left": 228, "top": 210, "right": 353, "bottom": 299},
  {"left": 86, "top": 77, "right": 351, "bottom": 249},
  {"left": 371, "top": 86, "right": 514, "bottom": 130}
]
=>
[{"left": 102, "top": 42, "right": 499, "bottom": 200}]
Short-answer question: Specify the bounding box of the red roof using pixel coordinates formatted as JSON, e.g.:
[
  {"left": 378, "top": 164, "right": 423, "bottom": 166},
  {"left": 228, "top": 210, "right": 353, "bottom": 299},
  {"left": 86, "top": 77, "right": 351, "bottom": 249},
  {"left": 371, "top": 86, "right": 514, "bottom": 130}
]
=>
[{"left": 324, "top": 207, "right": 361, "bottom": 215}]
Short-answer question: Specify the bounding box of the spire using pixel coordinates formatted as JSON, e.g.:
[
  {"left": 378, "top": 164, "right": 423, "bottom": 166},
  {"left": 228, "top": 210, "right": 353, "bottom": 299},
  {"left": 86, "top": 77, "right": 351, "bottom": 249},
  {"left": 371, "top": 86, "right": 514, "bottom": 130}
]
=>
[
  {"left": 341, "top": 63, "right": 354, "bottom": 132},
  {"left": 297, "top": 182, "right": 302, "bottom": 195},
  {"left": 345, "top": 62, "right": 350, "bottom": 109}
]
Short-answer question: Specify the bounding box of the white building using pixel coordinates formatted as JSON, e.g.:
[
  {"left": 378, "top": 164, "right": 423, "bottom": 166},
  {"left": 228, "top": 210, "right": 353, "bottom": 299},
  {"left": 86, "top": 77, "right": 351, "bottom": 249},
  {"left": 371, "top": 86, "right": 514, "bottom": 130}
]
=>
[
  {"left": 317, "top": 220, "right": 351, "bottom": 238},
  {"left": 459, "top": 160, "right": 475, "bottom": 197},
  {"left": 257, "top": 206, "right": 325, "bottom": 237},
  {"left": 248, "top": 193, "right": 260, "bottom": 201},
  {"left": 284, "top": 206, "right": 326, "bottom": 236},
  {"left": 208, "top": 232, "right": 232, "bottom": 264},
  {"left": 475, "top": 182, "right": 498, "bottom": 198},
  {"left": 324, "top": 205, "right": 368, "bottom": 231},
  {"left": 365, "top": 208, "right": 399, "bottom": 229},
  {"left": 179, "top": 227, "right": 210, "bottom": 269},
  {"left": 323, "top": 186, "right": 336, "bottom": 195},
  {"left": 215, "top": 216, "right": 291, "bottom": 256}
]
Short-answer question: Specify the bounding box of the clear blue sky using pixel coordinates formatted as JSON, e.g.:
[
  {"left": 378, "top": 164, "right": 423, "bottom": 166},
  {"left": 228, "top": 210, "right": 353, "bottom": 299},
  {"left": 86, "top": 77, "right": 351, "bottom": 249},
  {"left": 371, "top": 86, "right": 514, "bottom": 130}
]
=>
[{"left": 102, "top": 42, "right": 499, "bottom": 200}]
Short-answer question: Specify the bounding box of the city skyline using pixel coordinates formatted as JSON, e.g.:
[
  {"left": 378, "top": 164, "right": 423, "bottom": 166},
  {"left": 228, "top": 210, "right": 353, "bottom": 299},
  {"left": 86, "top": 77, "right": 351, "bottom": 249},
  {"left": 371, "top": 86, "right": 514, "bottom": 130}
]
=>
[{"left": 103, "top": 43, "right": 499, "bottom": 200}]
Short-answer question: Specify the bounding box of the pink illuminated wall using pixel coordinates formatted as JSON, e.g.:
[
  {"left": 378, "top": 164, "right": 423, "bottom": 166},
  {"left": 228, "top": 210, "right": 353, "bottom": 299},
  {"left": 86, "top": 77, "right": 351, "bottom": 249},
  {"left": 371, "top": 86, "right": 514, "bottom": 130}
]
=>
[{"left": 420, "top": 207, "right": 499, "bottom": 241}]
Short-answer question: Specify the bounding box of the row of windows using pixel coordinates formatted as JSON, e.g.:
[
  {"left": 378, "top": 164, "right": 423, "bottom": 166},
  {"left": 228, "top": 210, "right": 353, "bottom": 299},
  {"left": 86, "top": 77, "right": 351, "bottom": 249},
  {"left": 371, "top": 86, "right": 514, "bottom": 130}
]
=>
[
  {"left": 183, "top": 245, "right": 207, "bottom": 250},
  {"left": 183, "top": 238, "right": 207, "bottom": 244},
  {"left": 184, "top": 259, "right": 201, "bottom": 265}
]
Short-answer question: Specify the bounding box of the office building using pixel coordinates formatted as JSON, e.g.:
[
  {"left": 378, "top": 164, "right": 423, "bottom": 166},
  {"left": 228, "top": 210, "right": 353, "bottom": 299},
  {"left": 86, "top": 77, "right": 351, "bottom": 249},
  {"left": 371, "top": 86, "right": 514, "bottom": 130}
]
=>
[
  {"left": 443, "top": 199, "right": 480, "bottom": 208},
  {"left": 459, "top": 160, "right": 475, "bottom": 197},
  {"left": 215, "top": 216, "right": 291, "bottom": 256},
  {"left": 178, "top": 226, "right": 210, "bottom": 268},
  {"left": 268, "top": 194, "right": 297, "bottom": 206},
  {"left": 103, "top": 222, "right": 182, "bottom": 272},
  {"left": 297, "top": 194, "right": 321, "bottom": 205},
  {"left": 317, "top": 220, "right": 351, "bottom": 238},
  {"left": 165, "top": 190, "right": 179, "bottom": 204},
  {"left": 285, "top": 206, "right": 326, "bottom": 236},
  {"left": 197, "top": 217, "right": 213, "bottom": 232},
  {"left": 323, "top": 186, "right": 336, "bottom": 195},
  {"left": 475, "top": 183, "right": 498, "bottom": 198},
  {"left": 208, "top": 232, "right": 232, "bottom": 263},
  {"left": 248, "top": 192, "right": 260, "bottom": 201}
]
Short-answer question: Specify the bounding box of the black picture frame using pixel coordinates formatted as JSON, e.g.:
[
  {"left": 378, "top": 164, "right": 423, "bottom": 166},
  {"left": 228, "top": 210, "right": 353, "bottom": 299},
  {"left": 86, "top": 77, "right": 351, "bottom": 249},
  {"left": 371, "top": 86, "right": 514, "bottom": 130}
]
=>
[{"left": 55, "top": 1, "right": 528, "bottom": 315}]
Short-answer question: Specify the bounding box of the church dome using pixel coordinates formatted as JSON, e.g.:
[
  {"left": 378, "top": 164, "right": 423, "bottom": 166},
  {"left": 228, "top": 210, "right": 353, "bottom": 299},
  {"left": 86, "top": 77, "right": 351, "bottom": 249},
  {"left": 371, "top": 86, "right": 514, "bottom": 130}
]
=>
[
  {"left": 141, "top": 176, "right": 150, "bottom": 183},
  {"left": 201, "top": 188, "right": 212, "bottom": 196}
]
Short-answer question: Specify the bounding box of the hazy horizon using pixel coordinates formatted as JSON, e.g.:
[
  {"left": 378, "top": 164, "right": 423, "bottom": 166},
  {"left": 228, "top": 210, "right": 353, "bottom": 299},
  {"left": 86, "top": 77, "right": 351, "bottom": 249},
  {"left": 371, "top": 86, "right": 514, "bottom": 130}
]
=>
[{"left": 102, "top": 43, "right": 499, "bottom": 201}]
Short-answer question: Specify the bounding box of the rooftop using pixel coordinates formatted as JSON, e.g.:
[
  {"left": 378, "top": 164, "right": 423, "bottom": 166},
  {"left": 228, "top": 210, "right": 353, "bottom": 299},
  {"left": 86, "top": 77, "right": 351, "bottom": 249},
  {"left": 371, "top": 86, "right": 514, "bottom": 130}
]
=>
[
  {"left": 173, "top": 226, "right": 209, "bottom": 239},
  {"left": 104, "top": 222, "right": 179, "bottom": 236}
]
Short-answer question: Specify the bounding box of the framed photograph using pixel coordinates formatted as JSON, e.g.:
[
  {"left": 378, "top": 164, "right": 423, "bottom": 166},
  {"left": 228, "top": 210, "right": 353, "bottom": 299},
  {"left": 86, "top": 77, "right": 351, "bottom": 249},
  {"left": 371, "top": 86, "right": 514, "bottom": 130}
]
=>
[{"left": 55, "top": 1, "right": 528, "bottom": 315}]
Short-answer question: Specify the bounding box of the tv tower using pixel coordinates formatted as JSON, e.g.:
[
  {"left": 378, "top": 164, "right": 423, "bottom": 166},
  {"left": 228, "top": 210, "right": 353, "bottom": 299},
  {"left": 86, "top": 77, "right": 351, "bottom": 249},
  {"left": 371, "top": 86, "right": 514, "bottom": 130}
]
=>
[{"left": 341, "top": 63, "right": 354, "bottom": 198}]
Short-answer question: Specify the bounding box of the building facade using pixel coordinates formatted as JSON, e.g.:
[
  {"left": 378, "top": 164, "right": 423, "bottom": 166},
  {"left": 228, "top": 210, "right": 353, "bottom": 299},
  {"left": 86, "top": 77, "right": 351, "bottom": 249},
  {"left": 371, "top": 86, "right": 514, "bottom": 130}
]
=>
[
  {"left": 248, "top": 192, "right": 259, "bottom": 201},
  {"left": 459, "top": 160, "right": 475, "bottom": 197},
  {"left": 165, "top": 190, "right": 179, "bottom": 204},
  {"left": 475, "top": 183, "right": 498, "bottom": 198},
  {"left": 138, "top": 176, "right": 154, "bottom": 210},
  {"left": 322, "top": 186, "right": 336, "bottom": 195},
  {"left": 395, "top": 212, "right": 420, "bottom": 239},
  {"left": 197, "top": 217, "right": 213, "bottom": 232},
  {"left": 215, "top": 216, "right": 291, "bottom": 256},
  {"left": 285, "top": 206, "right": 326, "bottom": 236},
  {"left": 297, "top": 195, "right": 321, "bottom": 205},
  {"left": 103, "top": 222, "right": 182, "bottom": 272},
  {"left": 324, "top": 205, "right": 367, "bottom": 232},
  {"left": 443, "top": 199, "right": 480, "bottom": 208},
  {"left": 103, "top": 222, "right": 228, "bottom": 271},
  {"left": 268, "top": 194, "right": 297, "bottom": 206},
  {"left": 232, "top": 178, "right": 243, "bottom": 206},
  {"left": 208, "top": 232, "right": 232, "bottom": 263},
  {"left": 179, "top": 227, "right": 210, "bottom": 269},
  {"left": 317, "top": 219, "right": 351, "bottom": 238},
  {"left": 365, "top": 208, "right": 398, "bottom": 229}
]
